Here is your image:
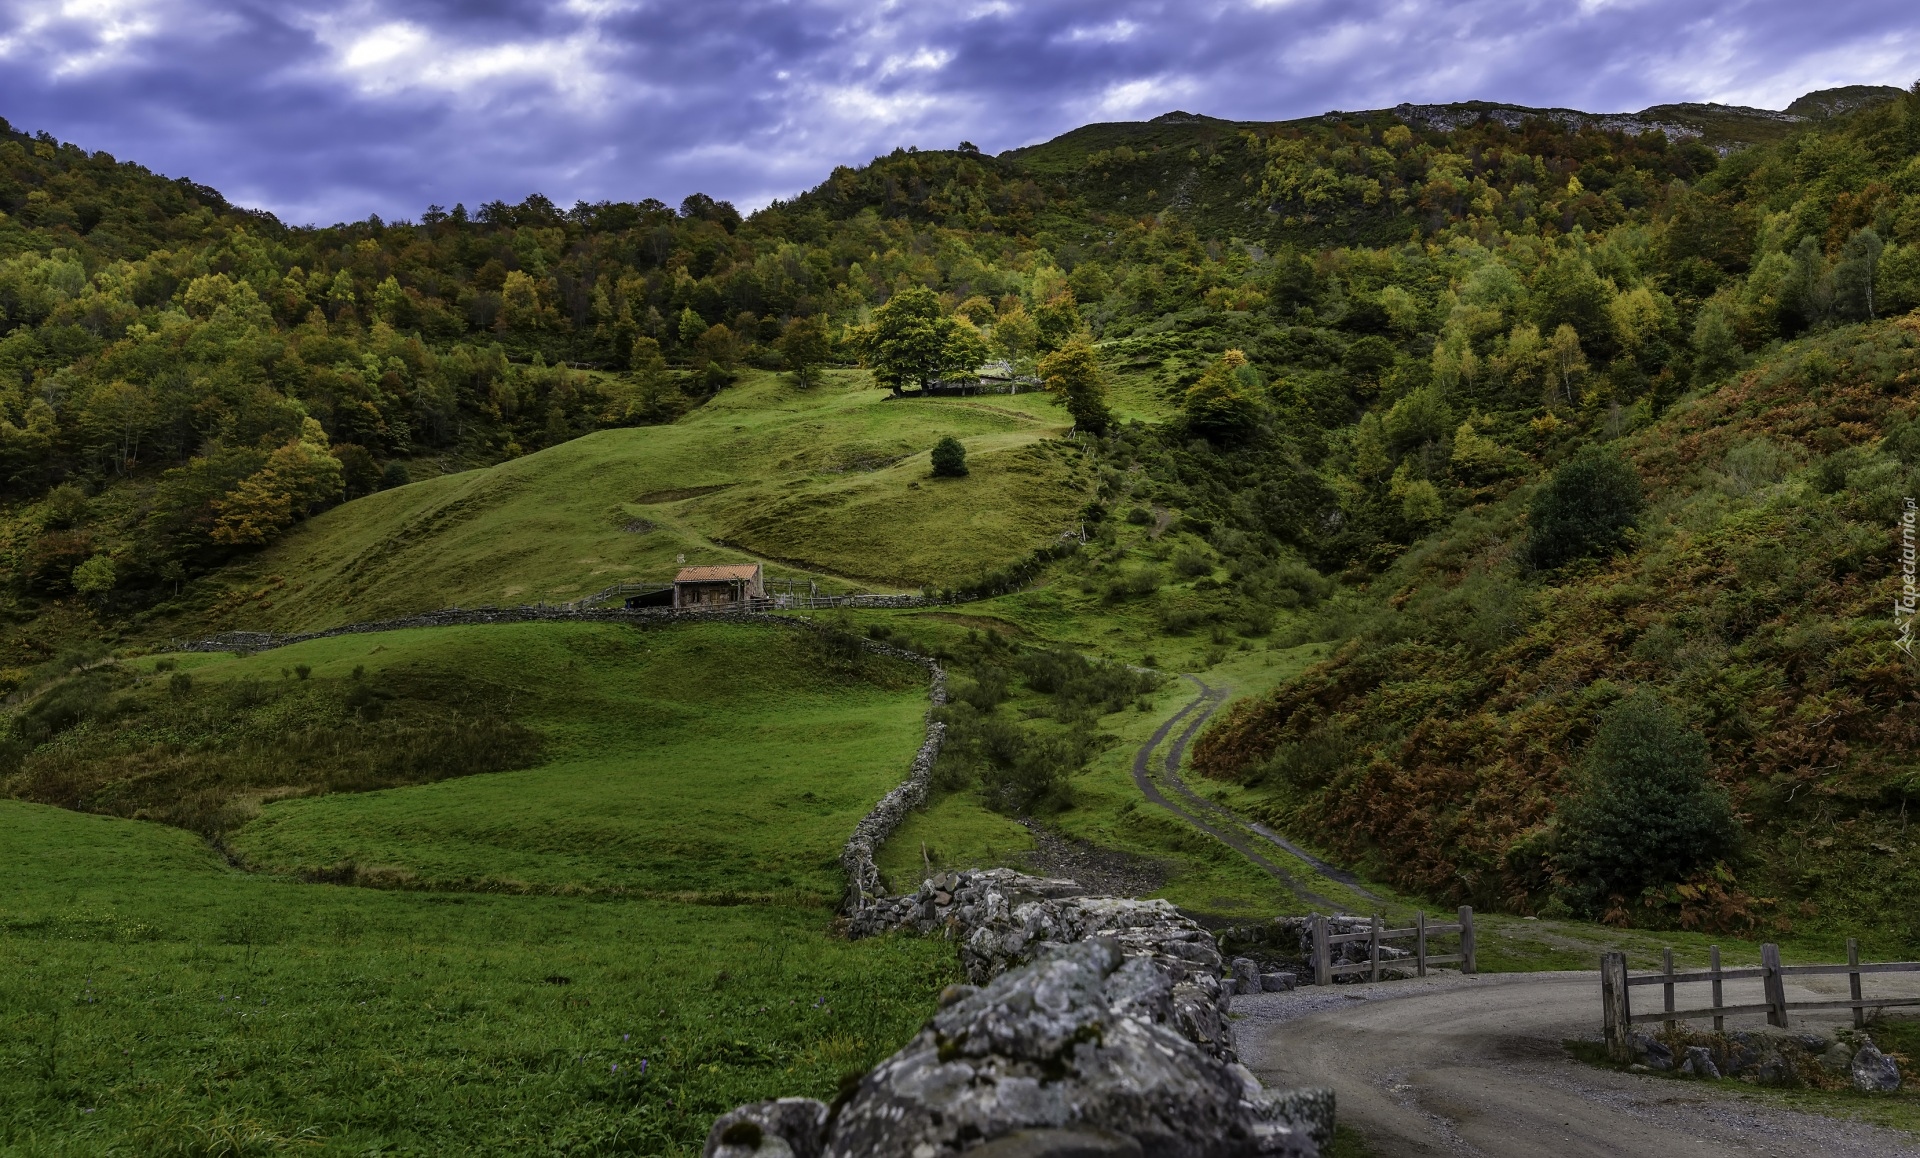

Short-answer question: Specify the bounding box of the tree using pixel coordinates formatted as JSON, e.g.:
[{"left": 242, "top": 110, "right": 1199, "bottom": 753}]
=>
[
  {"left": 777, "top": 315, "right": 831, "bottom": 387},
  {"left": 1033, "top": 291, "right": 1086, "bottom": 353},
  {"left": 1690, "top": 301, "right": 1742, "bottom": 383},
  {"left": 1526, "top": 444, "right": 1643, "bottom": 569},
  {"left": 677, "top": 306, "right": 707, "bottom": 349},
  {"left": 1038, "top": 338, "right": 1112, "bottom": 434},
  {"left": 931, "top": 435, "right": 969, "bottom": 478},
  {"left": 1833, "top": 227, "right": 1886, "bottom": 321},
  {"left": 849, "top": 285, "right": 987, "bottom": 395},
  {"left": 1554, "top": 691, "right": 1738, "bottom": 915},
  {"left": 71, "top": 554, "right": 115, "bottom": 598},
  {"left": 1184, "top": 349, "right": 1263, "bottom": 442}
]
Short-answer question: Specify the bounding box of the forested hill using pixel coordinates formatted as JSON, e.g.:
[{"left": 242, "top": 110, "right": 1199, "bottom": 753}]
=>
[{"left": 0, "top": 84, "right": 1915, "bottom": 649}]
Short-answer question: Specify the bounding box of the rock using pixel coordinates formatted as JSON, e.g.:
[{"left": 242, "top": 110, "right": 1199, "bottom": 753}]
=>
[
  {"left": 1232, "top": 958, "right": 1262, "bottom": 995},
  {"left": 703, "top": 1097, "right": 828, "bottom": 1158},
  {"left": 1852, "top": 1045, "right": 1902, "bottom": 1093},
  {"left": 820, "top": 938, "right": 1318, "bottom": 1157},
  {"left": 1679, "top": 1045, "right": 1721, "bottom": 1079},
  {"left": 1261, "top": 972, "right": 1297, "bottom": 993},
  {"left": 1630, "top": 1033, "right": 1672, "bottom": 1072},
  {"left": 1820, "top": 1040, "right": 1856, "bottom": 1074},
  {"left": 966, "top": 1129, "right": 1145, "bottom": 1157}
]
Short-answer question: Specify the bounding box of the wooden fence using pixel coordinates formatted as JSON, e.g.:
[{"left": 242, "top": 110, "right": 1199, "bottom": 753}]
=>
[
  {"left": 1600, "top": 941, "right": 1920, "bottom": 1062},
  {"left": 1310, "top": 908, "right": 1476, "bottom": 986}
]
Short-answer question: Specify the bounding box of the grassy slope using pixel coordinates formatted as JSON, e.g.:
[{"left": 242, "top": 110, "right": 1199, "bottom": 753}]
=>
[
  {"left": 138, "top": 620, "right": 934, "bottom": 902},
  {"left": 176, "top": 370, "right": 1083, "bottom": 634},
  {"left": 0, "top": 800, "right": 957, "bottom": 1156}
]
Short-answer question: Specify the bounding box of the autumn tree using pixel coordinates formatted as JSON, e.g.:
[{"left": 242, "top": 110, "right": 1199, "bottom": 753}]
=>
[
  {"left": 1183, "top": 349, "right": 1263, "bottom": 442},
  {"left": 1038, "top": 337, "right": 1112, "bottom": 435}
]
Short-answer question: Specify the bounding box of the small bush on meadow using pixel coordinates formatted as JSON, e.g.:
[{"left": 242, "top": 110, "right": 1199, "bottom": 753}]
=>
[{"left": 930, "top": 436, "right": 969, "bottom": 478}]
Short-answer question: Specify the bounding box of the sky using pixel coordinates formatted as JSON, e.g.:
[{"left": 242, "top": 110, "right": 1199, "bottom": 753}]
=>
[{"left": 0, "top": 0, "right": 1916, "bottom": 227}]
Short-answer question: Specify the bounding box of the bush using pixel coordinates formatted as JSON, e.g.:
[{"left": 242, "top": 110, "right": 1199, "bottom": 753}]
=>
[
  {"left": 1554, "top": 691, "right": 1738, "bottom": 916},
  {"left": 930, "top": 436, "right": 969, "bottom": 478},
  {"left": 379, "top": 461, "right": 411, "bottom": 490},
  {"left": 1526, "top": 445, "right": 1643, "bottom": 569}
]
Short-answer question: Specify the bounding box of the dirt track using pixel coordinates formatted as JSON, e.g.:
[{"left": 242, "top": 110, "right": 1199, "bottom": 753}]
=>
[{"left": 1236, "top": 970, "right": 1920, "bottom": 1157}]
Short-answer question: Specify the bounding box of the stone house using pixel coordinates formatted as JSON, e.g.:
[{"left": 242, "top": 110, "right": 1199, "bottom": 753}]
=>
[{"left": 672, "top": 563, "right": 765, "bottom": 609}]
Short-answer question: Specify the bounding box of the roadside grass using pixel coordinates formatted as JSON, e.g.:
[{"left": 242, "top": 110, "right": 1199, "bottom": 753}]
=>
[
  {"left": 174, "top": 621, "right": 932, "bottom": 901},
  {"left": 0, "top": 799, "right": 958, "bottom": 1156},
  {"left": 164, "top": 369, "right": 1084, "bottom": 635}
]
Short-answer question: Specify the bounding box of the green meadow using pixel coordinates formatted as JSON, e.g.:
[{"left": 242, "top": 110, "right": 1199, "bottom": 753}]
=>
[
  {"left": 180, "top": 370, "right": 1087, "bottom": 635},
  {"left": 0, "top": 800, "right": 957, "bottom": 1156},
  {"left": 136, "top": 620, "right": 931, "bottom": 901}
]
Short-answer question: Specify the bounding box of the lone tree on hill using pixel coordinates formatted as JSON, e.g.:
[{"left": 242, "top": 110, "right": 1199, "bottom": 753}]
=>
[
  {"left": 930, "top": 436, "right": 969, "bottom": 478},
  {"left": 849, "top": 285, "right": 987, "bottom": 395},
  {"left": 777, "top": 315, "right": 831, "bottom": 388},
  {"left": 1038, "top": 337, "right": 1112, "bottom": 435},
  {"left": 1526, "top": 445, "right": 1643, "bottom": 569},
  {"left": 1554, "top": 690, "right": 1738, "bottom": 916}
]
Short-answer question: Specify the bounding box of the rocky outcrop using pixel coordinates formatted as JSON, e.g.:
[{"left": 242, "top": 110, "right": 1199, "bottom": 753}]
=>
[
  {"left": 706, "top": 939, "right": 1325, "bottom": 1158},
  {"left": 714, "top": 871, "right": 1334, "bottom": 1156}
]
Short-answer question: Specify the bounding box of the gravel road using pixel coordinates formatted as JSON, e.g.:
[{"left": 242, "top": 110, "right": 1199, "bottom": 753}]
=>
[{"left": 1236, "top": 970, "right": 1920, "bottom": 1157}]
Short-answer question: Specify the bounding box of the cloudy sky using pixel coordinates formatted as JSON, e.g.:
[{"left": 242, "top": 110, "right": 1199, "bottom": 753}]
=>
[{"left": 1, "top": 0, "right": 1916, "bottom": 226}]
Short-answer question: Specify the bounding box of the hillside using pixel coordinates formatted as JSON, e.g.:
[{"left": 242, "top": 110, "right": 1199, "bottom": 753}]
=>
[{"left": 1193, "top": 317, "right": 1920, "bottom": 937}]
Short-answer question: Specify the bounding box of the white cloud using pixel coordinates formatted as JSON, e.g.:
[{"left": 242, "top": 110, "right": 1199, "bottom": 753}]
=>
[
  {"left": 305, "top": 10, "right": 619, "bottom": 106},
  {"left": 0, "top": 0, "right": 164, "bottom": 75},
  {"left": 1090, "top": 75, "right": 1197, "bottom": 119},
  {"left": 1063, "top": 19, "right": 1139, "bottom": 44}
]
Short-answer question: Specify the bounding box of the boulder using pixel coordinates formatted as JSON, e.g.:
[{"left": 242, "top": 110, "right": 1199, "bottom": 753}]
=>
[
  {"left": 1629, "top": 1032, "right": 1673, "bottom": 1072},
  {"left": 1852, "top": 1045, "right": 1902, "bottom": 1093},
  {"left": 1261, "top": 972, "right": 1297, "bottom": 994},
  {"left": 819, "top": 938, "right": 1321, "bottom": 1157},
  {"left": 1678, "top": 1045, "right": 1720, "bottom": 1079},
  {"left": 703, "top": 1097, "right": 828, "bottom": 1158},
  {"left": 1819, "top": 1040, "right": 1856, "bottom": 1074},
  {"left": 1232, "top": 958, "right": 1262, "bottom": 995}
]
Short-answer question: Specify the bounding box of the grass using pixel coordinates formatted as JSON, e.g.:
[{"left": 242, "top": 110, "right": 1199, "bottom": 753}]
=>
[
  {"left": 146, "top": 620, "right": 936, "bottom": 902},
  {"left": 0, "top": 799, "right": 958, "bottom": 1156},
  {"left": 168, "top": 369, "right": 1086, "bottom": 635}
]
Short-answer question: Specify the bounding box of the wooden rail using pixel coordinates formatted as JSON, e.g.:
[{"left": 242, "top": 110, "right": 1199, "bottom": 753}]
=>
[
  {"left": 1600, "top": 939, "right": 1920, "bottom": 1061},
  {"left": 1309, "top": 908, "right": 1475, "bottom": 985}
]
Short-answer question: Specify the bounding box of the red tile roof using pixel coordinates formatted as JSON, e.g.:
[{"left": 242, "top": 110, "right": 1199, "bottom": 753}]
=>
[{"left": 674, "top": 564, "right": 761, "bottom": 583}]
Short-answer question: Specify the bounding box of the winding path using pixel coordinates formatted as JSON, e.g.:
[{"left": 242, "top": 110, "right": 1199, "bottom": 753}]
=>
[{"left": 1129, "top": 675, "right": 1364, "bottom": 908}]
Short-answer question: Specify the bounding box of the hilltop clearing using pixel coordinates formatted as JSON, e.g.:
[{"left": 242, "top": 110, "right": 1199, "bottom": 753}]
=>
[{"left": 170, "top": 369, "right": 1081, "bottom": 632}]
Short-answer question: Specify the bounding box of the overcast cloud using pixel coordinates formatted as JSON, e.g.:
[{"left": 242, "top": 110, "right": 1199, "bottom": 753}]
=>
[{"left": 1, "top": 0, "right": 1916, "bottom": 226}]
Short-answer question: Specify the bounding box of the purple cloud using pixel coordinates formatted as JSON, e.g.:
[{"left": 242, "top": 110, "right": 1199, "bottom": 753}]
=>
[{"left": 1, "top": 0, "right": 1915, "bottom": 225}]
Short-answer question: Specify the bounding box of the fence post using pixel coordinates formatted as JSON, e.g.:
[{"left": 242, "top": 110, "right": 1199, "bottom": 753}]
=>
[
  {"left": 1458, "top": 905, "right": 1476, "bottom": 975},
  {"left": 1312, "top": 914, "right": 1330, "bottom": 987},
  {"left": 1762, "top": 943, "right": 1789, "bottom": 1028},
  {"left": 1662, "top": 948, "right": 1676, "bottom": 1032},
  {"left": 1416, "top": 911, "right": 1428, "bottom": 979},
  {"left": 1601, "top": 951, "right": 1633, "bottom": 1063},
  {"left": 1710, "top": 946, "right": 1724, "bottom": 1034},
  {"left": 1370, "top": 915, "right": 1382, "bottom": 983},
  {"left": 1848, "top": 938, "right": 1864, "bottom": 1030}
]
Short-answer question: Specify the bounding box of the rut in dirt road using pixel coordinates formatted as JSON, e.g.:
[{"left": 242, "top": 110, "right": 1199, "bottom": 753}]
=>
[{"left": 1128, "top": 675, "right": 1355, "bottom": 908}]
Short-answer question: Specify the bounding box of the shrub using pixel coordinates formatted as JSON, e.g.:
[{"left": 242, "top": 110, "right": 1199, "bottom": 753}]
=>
[
  {"left": 168, "top": 672, "right": 193, "bottom": 698},
  {"left": 379, "top": 461, "right": 411, "bottom": 490},
  {"left": 1172, "top": 547, "right": 1214, "bottom": 577},
  {"left": 1526, "top": 445, "right": 1643, "bottom": 569},
  {"left": 930, "top": 436, "right": 969, "bottom": 478},
  {"left": 1554, "top": 691, "right": 1739, "bottom": 916}
]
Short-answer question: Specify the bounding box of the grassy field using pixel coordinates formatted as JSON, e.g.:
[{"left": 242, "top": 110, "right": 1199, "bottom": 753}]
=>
[
  {"left": 115, "top": 620, "right": 936, "bottom": 901},
  {"left": 168, "top": 370, "right": 1086, "bottom": 635},
  {"left": 0, "top": 799, "right": 958, "bottom": 1156}
]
